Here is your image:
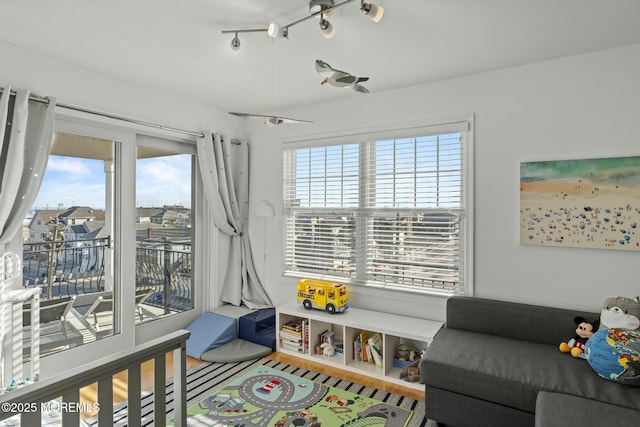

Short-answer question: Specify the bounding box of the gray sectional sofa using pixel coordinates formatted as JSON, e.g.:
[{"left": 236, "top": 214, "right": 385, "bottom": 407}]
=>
[{"left": 420, "top": 296, "right": 640, "bottom": 426}]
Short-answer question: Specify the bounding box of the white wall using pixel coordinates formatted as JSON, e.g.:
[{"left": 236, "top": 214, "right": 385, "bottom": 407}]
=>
[
  {"left": 247, "top": 43, "right": 640, "bottom": 320},
  {"left": 0, "top": 41, "right": 244, "bottom": 137}
]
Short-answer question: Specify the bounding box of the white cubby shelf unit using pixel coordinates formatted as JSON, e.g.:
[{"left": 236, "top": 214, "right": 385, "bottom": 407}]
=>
[{"left": 276, "top": 301, "right": 443, "bottom": 390}]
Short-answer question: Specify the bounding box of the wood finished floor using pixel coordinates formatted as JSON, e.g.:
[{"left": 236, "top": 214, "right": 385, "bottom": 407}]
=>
[
  {"left": 78, "top": 350, "right": 423, "bottom": 419},
  {"left": 78, "top": 352, "right": 202, "bottom": 419},
  {"left": 266, "top": 352, "right": 424, "bottom": 401}
]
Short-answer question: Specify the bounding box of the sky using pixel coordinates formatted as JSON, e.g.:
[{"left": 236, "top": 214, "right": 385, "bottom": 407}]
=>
[{"left": 33, "top": 154, "right": 192, "bottom": 211}]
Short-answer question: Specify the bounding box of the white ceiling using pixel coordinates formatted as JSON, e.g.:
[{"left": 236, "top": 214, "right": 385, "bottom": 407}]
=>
[{"left": 3, "top": 0, "right": 640, "bottom": 116}]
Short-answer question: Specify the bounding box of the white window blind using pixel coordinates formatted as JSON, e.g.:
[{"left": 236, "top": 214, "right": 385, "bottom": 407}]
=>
[
  {"left": 284, "top": 145, "right": 359, "bottom": 278},
  {"left": 283, "top": 127, "right": 467, "bottom": 294},
  {"left": 366, "top": 133, "right": 463, "bottom": 293}
]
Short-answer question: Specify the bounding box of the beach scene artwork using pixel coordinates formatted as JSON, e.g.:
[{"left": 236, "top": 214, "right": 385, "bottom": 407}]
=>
[{"left": 520, "top": 156, "right": 640, "bottom": 251}]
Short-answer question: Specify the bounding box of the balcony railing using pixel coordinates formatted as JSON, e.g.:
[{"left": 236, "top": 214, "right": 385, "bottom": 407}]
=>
[
  {"left": 23, "top": 237, "right": 193, "bottom": 314},
  {"left": 136, "top": 239, "right": 193, "bottom": 314},
  {"left": 23, "top": 238, "right": 108, "bottom": 297}
]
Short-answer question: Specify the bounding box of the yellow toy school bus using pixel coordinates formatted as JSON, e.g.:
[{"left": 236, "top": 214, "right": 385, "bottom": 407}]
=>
[{"left": 296, "top": 279, "right": 349, "bottom": 314}]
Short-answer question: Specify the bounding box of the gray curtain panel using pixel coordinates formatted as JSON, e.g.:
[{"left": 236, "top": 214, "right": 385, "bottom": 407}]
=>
[
  {"left": 0, "top": 88, "right": 55, "bottom": 245},
  {"left": 196, "top": 132, "right": 272, "bottom": 309},
  {"left": 0, "top": 86, "right": 55, "bottom": 385}
]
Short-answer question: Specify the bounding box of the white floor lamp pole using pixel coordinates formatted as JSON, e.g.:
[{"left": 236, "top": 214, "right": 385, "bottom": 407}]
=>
[{"left": 255, "top": 200, "right": 275, "bottom": 286}]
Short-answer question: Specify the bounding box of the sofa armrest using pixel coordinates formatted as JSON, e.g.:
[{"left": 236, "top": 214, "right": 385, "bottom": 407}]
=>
[
  {"left": 445, "top": 297, "right": 599, "bottom": 346},
  {"left": 535, "top": 391, "right": 640, "bottom": 426}
]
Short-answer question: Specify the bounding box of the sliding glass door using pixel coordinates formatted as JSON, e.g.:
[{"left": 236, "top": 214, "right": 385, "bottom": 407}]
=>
[
  {"left": 135, "top": 140, "right": 194, "bottom": 324},
  {"left": 20, "top": 115, "right": 200, "bottom": 378}
]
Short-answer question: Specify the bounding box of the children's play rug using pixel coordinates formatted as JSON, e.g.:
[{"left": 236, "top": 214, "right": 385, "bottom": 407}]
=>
[{"left": 176, "top": 365, "right": 413, "bottom": 427}]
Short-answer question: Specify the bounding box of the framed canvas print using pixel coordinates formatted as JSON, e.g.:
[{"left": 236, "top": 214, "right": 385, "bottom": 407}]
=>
[{"left": 520, "top": 156, "right": 640, "bottom": 251}]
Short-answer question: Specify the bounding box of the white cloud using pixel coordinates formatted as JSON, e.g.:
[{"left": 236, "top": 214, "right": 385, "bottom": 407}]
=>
[{"left": 47, "top": 156, "right": 92, "bottom": 176}]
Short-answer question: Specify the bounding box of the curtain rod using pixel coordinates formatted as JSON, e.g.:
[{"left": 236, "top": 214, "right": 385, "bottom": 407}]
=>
[{"left": 0, "top": 86, "right": 220, "bottom": 141}]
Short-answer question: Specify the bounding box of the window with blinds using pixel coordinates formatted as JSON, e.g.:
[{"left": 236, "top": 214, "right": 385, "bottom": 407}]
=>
[
  {"left": 283, "top": 127, "right": 467, "bottom": 295},
  {"left": 284, "top": 145, "right": 359, "bottom": 278}
]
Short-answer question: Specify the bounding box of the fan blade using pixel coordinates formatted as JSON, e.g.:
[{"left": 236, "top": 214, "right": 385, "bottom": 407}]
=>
[
  {"left": 279, "top": 117, "right": 314, "bottom": 124},
  {"left": 229, "top": 112, "right": 313, "bottom": 125}
]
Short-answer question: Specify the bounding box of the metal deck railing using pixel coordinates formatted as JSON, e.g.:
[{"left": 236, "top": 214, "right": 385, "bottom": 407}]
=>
[
  {"left": 20, "top": 237, "right": 193, "bottom": 355},
  {"left": 23, "top": 237, "right": 193, "bottom": 312}
]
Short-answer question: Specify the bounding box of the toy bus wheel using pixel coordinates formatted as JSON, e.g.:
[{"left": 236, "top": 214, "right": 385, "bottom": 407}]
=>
[
  {"left": 303, "top": 299, "right": 312, "bottom": 310},
  {"left": 326, "top": 303, "right": 336, "bottom": 314}
]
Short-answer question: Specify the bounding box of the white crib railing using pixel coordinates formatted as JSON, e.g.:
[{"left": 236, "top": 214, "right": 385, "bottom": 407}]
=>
[{"left": 0, "top": 329, "right": 190, "bottom": 426}]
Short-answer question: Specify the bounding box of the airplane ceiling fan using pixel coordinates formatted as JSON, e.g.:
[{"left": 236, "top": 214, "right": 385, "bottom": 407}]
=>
[{"left": 228, "top": 112, "right": 313, "bottom": 127}]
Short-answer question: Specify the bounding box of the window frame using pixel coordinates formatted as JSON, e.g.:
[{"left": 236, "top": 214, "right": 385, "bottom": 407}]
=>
[
  {"left": 282, "top": 115, "right": 474, "bottom": 296},
  {"left": 135, "top": 135, "right": 197, "bottom": 320}
]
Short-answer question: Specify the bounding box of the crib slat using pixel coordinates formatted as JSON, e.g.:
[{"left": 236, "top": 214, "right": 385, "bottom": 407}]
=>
[
  {"left": 98, "top": 376, "right": 114, "bottom": 425},
  {"left": 172, "top": 343, "right": 187, "bottom": 426},
  {"left": 62, "top": 390, "right": 80, "bottom": 427},
  {"left": 127, "top": 363, "right": 142, "bottom": 427},
  {"left": 154, "top": 353, "right": 166, "bottom": 426}
]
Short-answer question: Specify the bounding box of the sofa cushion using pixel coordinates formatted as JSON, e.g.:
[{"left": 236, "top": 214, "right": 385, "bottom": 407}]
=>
[
  {"left": 445, "top": 297, "right": 599, "bottom": 347},
  {"left": 422, "top": 328, "right": 640, "bottom": 413}
]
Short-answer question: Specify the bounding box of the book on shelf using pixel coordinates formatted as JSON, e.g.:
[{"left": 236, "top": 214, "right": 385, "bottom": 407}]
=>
[
  {"left": 279, "top": 329, "right": 302, "bottom": 341},
  {"left": 280, "top": 318, "right": 309, "bottom": 353},
  {"left": 359, "top": 330, "right": 370, "bottom": 363},
  {"left": 282, "top": 319, "right": 303, "bottom": 332},
  {"left": 281, "top": 341, "right": 304, "bottom": 353},
  {"left": 352, "top": 330, "right": 382, "bottom": 367},
  {"left": 302, "top": 318, "right": 309, "bottom": 352},
  {"left": 367, "top": 332, "right": 383, "bottom": 368},
  {"left": 318, "top": 330, "right": 335, "bottom": 346}
]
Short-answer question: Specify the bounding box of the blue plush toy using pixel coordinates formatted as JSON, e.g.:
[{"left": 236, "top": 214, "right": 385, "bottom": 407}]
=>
[
  {"left": 584, "top": 296, "right": 640, "bottom": 386},
  {"left": 585, "top": 328, "right": 640, "bottom": 386}
]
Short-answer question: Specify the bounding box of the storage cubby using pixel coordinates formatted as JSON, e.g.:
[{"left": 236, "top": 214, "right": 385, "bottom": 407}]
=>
[
  {"left": 344, "top": 326, "right": 383, "bottom": 374},
  {"left": 309, "top": 320, "right": 344, "bottom": 363},
  {"left": 276, "top": 301, "right": 443, "bottom": 390},
  {"left": 277, "top": 314, "right": 308, "bottom": 355},
  {"left": 384, "top": 335, "right": 429, "bottom": 382}
]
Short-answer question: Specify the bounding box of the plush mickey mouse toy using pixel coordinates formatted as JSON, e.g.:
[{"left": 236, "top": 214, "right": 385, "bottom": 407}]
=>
[{"left": 559, "top": 316, "right": 600, "bottom": 358}]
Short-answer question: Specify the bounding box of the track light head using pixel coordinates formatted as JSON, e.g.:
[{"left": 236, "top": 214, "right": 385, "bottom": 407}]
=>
[
  {"left": 361, "top": 2, "right": 384, "bottom": 22},
  {"left": 268, "top": 22, "right": 286, "bottom": 38},
  {"left": 230, "top": 33, "right": 241, "bottom": 51},
  {"left": 319, "top": 16, "right": 335, "bottom": 39}
]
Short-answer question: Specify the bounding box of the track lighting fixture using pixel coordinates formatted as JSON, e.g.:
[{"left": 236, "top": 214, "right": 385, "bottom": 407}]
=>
[
  {"left": 361, "top": 1, "right": 384, "bottom": 22},
  {"left": 222, "top": 0, "right": 383, "bottom": 49}
]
